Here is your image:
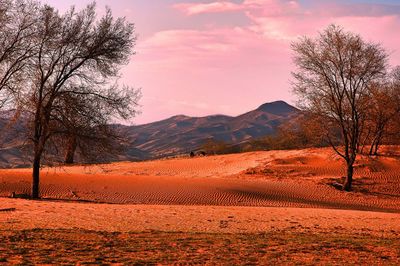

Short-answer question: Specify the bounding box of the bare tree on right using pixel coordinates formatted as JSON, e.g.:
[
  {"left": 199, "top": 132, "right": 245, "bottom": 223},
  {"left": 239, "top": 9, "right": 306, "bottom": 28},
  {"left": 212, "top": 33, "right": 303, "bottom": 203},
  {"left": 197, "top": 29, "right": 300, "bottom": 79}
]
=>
[{"left": 292, "top": 25, "right": 388, "bottom": 191}]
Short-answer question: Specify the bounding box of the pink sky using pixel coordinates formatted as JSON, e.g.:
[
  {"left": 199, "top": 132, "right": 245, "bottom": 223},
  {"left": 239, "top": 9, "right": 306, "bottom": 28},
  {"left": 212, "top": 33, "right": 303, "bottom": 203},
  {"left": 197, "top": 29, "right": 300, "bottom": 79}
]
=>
[{"left": 45, "top": 0, "right": 400, "bottom": 124}]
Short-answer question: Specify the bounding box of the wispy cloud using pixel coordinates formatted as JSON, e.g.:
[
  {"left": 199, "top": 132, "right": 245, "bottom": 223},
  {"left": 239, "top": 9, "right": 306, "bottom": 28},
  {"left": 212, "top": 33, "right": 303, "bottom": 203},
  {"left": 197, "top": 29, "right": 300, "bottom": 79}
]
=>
[
  {"left": 133, "top": 0, "right": 400, "bottom": 123},
  {"left": 174, "top": 0, "right": 400, "bottom": 40},
  {"left": 174, "top": 0, "right": 302, "bottom": 16},
  {"left": 174, "top": 1, "right": 243, "bottom": 15},
  {"left": 175, "top": 0, "right": 400, "bottom": 17}
]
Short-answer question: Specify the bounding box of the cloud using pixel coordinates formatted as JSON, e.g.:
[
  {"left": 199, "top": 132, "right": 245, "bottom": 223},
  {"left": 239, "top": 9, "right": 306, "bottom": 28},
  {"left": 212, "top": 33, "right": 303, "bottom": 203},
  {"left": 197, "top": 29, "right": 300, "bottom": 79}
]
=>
[
  {"left": 173, "top": 0, "right": 400, "bottom": 40},
  {"left": 174, "top": 1, "right": 243, "bottom": 15},
  {"left": 174, "top": 0, "right": 304, "bottom": 17},
  {"left": 175, "top": 0, "right": 400, "bottom": 17},
  {"left": 143, "top": 1, "right": 400, "bottom": 79},
  {"left": 137, "top": 0, "right": 400, "bottom": 92},
  {"left": 173, "top": 1, "right": 310, "bottom": 41},
  {"left": 136, "top": 26, "right": 288, "bottom": 70},
  {"left": 130, "top": 0, "right": 400, "bottom": 123}
]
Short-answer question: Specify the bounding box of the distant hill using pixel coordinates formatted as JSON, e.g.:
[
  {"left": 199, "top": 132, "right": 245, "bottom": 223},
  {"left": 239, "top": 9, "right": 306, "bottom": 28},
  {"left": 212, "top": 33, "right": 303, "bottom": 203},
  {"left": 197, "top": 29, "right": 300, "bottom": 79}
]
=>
[
  {"left": 0, "top": 101, "right": 300, "bottom": 167},
  {"left": 119, "top": 100, "right": 299, "bottom": 159}
]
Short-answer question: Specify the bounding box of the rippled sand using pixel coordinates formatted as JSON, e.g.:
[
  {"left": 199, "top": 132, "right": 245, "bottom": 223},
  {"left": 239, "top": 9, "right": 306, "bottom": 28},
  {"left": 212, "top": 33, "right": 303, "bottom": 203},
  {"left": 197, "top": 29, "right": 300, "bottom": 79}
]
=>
[{"left": 1, "top": 148, "right": 400, "bottom": 212}]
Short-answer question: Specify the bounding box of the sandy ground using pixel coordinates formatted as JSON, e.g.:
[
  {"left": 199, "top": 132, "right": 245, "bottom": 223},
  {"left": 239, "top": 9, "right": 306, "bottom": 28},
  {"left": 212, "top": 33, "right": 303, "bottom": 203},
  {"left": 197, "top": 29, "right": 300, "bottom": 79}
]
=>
[
  {"left": 1, "top": 148, "right": 400, "bottom": 212},
  {"left": 1, "top": 148, "right": 400, "bottom": 235},
  {"left": 1, "top": 198, "right": 400, "bottom": 236},
  {"left": 1, "top": 148, "right": 400, "bottom": 264}
]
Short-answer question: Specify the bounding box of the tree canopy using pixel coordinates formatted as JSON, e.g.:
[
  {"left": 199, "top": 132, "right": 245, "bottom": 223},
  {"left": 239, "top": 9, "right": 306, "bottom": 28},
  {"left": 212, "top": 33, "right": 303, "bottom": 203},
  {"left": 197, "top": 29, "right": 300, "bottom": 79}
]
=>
[
  {"left": 0, "top": 1, "right": 140, "bottom": 198},
  {"left": 292, "top": 24, "right": 389, "bottom": 191}
]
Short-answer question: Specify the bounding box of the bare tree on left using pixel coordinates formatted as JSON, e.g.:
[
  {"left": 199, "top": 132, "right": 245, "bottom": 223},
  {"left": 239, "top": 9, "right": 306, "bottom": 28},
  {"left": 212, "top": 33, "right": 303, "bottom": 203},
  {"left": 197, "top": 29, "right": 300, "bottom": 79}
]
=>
[
  {"left": 0, "top": 1, "right": 139, "bottom": 199},
  {"left": 26, "top": 3, "right": 137, "bottom": 199},
  {"left": 0, "top": 0, "right": 38, "bottom": 109}
]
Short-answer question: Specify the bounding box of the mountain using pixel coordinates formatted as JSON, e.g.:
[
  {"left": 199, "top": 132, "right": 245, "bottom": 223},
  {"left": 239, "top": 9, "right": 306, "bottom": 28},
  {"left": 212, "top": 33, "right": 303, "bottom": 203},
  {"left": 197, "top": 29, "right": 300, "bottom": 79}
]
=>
[
  {"left": 120, "top": 100, "right": 299, "bottom": 159},
  {"left": 0, "top": 101, "right": 300, "bottom": 167},
  {"left": 0, "top": 111, "right": 29, "bottom": 167}
]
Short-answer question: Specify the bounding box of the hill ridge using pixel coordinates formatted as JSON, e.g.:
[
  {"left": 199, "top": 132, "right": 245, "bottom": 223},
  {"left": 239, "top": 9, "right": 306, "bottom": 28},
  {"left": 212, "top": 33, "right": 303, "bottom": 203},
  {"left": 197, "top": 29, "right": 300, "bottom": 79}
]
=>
[{"left": 0, "top": 101, "right": 300, "bottom": 167}]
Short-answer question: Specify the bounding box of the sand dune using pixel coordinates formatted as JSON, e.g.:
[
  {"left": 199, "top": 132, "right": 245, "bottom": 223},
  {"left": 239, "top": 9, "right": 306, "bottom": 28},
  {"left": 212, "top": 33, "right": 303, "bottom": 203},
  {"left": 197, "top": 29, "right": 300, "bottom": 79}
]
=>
[
  {"left": 1, "top": 148, "right": 400, "bottom": 212},
  {"left": 0, "top": 198, "right": 399, "bottom": 237}
]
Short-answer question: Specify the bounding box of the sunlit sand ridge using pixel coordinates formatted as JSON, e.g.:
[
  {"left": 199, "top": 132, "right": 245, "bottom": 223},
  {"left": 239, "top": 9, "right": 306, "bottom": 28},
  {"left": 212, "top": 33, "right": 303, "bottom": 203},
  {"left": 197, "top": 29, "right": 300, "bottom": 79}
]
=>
[{"left": 1, "top": 148, "right": 400, "bottom": 212}]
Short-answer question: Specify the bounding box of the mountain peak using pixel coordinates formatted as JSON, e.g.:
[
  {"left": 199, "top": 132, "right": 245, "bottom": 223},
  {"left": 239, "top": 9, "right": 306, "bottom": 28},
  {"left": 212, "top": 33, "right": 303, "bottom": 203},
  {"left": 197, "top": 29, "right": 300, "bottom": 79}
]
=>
[
  {"left": 170, "top": 115, "right": 190, "bottom": 120},
  {"left": 257, "top": 101, "right": 298, "bottom": 116}
]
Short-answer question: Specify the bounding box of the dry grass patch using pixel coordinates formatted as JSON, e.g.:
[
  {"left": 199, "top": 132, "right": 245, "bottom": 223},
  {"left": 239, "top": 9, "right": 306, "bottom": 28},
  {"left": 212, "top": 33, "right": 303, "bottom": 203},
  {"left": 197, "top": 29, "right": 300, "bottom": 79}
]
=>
[{"left": 1, "top": 229, "right": 399, "bottom": 265}]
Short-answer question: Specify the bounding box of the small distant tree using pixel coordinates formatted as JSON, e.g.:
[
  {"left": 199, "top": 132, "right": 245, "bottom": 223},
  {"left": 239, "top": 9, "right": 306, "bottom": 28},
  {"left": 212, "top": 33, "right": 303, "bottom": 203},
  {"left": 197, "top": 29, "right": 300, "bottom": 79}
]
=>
[
  {"left": 292, "top": 25, "right": 388, "bottom": 191},
  {"left": 388, "top": 67, "right": 400, "bottom": 145},
  {"left": 273, "top": 115, "right": 327, "bottom": 149},
  {"left": 201, "top": 138, "right": 238, "bottom": 155},
  {"left": 243, "top": 115, "right": 327, "bottom": 152},
  {"left": 52, "top": 85, "right": 140, "bottom": 164},
  {"left": 17, "top": 3, "right": 138, "bottom": 199},
  {"left": 362, "top": 77, "right": 400, "bottom": 156}
]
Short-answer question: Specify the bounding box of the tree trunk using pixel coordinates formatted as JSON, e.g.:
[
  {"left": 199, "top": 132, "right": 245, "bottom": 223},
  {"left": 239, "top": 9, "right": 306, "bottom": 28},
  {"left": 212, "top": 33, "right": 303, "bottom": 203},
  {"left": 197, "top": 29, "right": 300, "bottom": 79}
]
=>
[
  {"left": 32, "top": 154, "right": 41, "bottom": 199},
  {"left": 373, "top": 142, "right": 379, "bottom": 156},
  {"left": 343, "top": 163, "right": 353, "bottom": 191},
  {"left": 372, "top": 132, "right": 382, "bottom": 156},
  {"left": 369, "top": 140, "right": 381, "bottom": 156},
  {"left": 65, "top": 135, "right": 77, "bottom": 164},
  {"left": 369, "top": 138, "right": 376, "bottom": 156},
  {"left": 370, "top": 128, "right": 384, "bottom": 156}
]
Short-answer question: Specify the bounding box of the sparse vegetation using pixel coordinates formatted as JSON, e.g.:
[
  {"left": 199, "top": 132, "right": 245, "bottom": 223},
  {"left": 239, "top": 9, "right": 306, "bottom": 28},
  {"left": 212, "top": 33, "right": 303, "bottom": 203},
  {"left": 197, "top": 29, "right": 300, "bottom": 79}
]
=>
[
  {"left": 200, "top": 138, "right": 241, "bottom": 155},
  {"left": 244, "top": 116, "right": 329, "bottom": 152},
  {"left": 1, "top": 229, "right": 399, "bottom": 265},
  {"left": 362, "top": 67, "right": 400, "bottom": 155}
]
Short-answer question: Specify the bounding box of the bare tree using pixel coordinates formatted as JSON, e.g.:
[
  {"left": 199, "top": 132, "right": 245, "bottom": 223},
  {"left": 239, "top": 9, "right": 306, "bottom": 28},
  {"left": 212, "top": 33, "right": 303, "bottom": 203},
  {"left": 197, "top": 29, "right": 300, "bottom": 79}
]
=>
[
  {"left": 0, "top": 0, "right": 37, "bottom": 108},
  {"left": 17, "top": 3, "right": 137, "bottom": 199},
  {"left": 292, "top": 25, "right": 387, "bottom": 191},
  {"left": 0, "top": 0, "right": 39, "bottom": 150},
  {"left": 389, "top": 67, "right": 400, "bottom": 145},
  {"left": 363, "top": 74, "right": 400, "bottom": 156}
]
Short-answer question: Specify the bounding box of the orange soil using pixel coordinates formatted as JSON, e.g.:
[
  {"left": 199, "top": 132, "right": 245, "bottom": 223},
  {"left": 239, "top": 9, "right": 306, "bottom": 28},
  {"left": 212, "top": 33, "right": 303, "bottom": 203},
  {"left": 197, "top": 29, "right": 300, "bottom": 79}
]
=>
[
  {"left": 1, "top": 148, "right": 400, "bottom": 264},
  {"left": 1, "top": 198, "right": 400, "bottom": 237},
  {"left": 1, "top": 148, "right": 400, "bottom": 212}
]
